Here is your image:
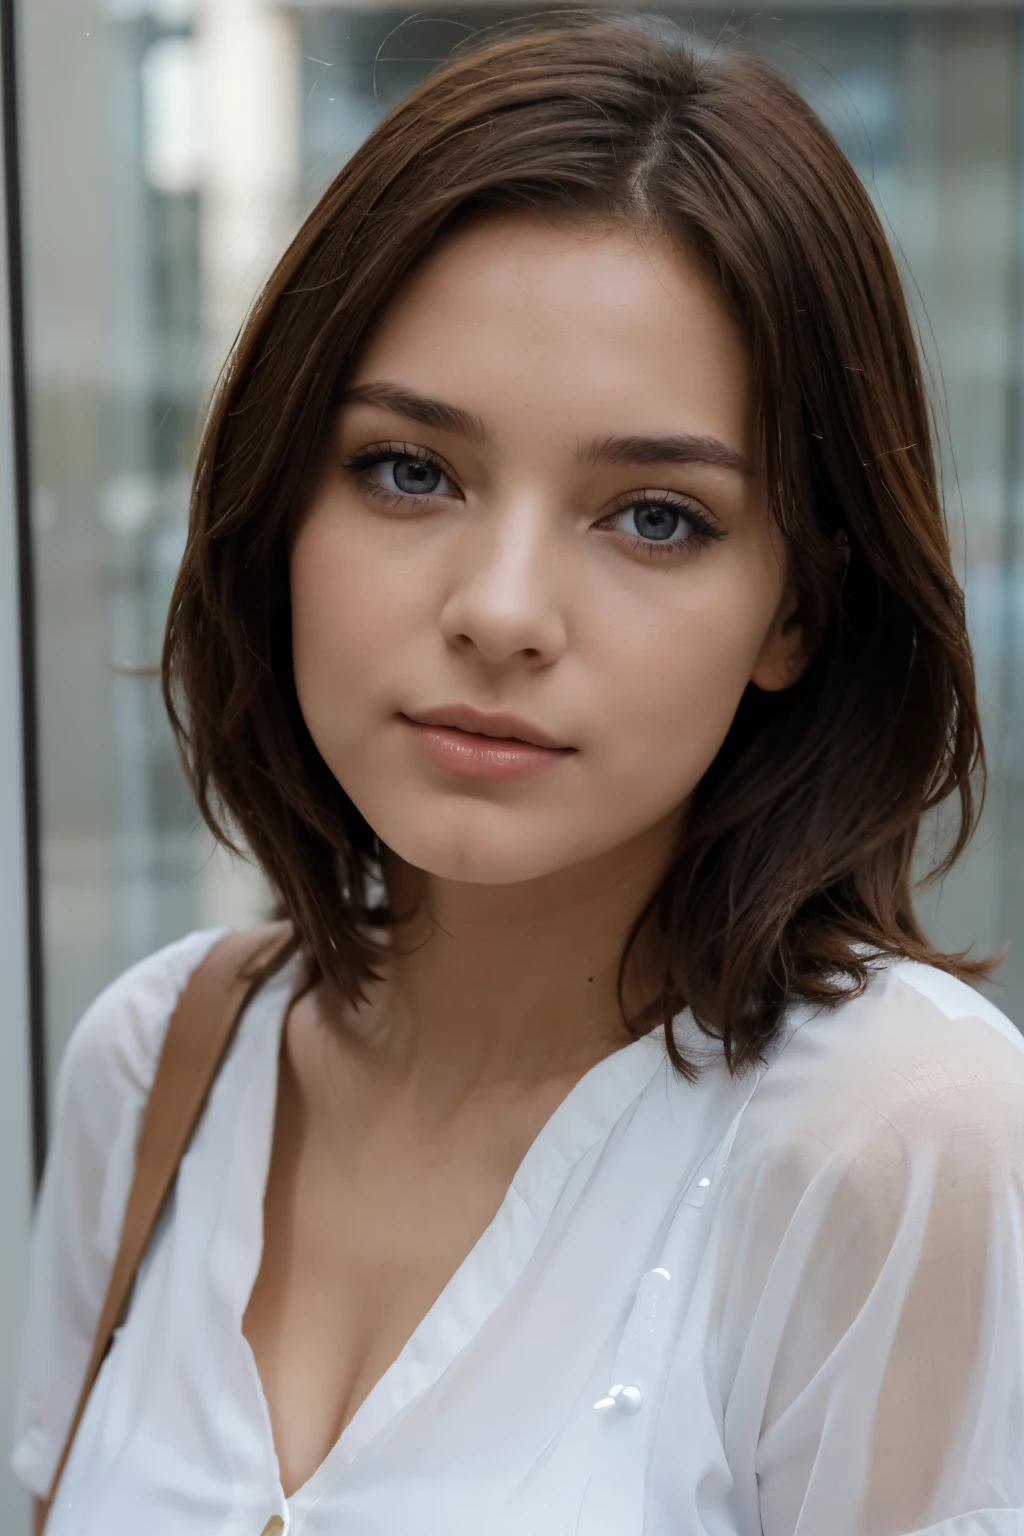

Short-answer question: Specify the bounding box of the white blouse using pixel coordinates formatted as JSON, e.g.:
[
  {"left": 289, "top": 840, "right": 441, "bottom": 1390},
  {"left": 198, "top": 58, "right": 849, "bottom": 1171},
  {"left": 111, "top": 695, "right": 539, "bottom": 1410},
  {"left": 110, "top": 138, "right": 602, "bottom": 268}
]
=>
[{"left": 12, "top": 927, "right": 1024, "bottom": 1536}]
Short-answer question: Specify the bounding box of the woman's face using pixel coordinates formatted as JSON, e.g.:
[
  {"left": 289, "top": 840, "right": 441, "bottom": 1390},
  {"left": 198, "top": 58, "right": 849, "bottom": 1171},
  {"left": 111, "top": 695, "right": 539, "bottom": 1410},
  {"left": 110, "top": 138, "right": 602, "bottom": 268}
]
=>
[{"left": 291, "top": 214, "right": 805, "bottom": 886}]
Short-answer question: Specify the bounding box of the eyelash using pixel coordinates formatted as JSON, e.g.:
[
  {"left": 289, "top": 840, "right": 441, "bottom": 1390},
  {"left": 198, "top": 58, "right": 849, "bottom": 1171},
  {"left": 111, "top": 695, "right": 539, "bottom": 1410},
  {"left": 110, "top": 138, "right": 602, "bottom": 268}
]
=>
[{"left": 341, "top": 444, "right": 726, "bottom": 559}]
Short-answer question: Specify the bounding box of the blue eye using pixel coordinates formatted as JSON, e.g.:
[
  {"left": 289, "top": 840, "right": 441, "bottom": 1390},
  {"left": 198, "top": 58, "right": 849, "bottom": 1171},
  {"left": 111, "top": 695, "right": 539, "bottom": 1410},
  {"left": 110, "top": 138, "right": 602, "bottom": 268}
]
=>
[
  {"left": 607, "top": 496, "right": 717, "bottom": 555},
  {"left": 630, "top": 503, "right": 685, "bottom": 542},
  {"left": 390, "top": 457, "right": 445, "bottom": 494},
  {"left": 344, "top": 447, "right": 456, "bottom": 500}
]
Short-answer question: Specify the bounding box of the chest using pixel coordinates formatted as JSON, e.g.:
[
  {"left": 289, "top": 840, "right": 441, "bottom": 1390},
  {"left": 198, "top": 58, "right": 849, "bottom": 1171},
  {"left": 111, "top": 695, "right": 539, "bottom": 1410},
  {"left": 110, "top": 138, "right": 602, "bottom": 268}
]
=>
[{"left": 241, "top": 1047, "right": 575, "bottom": 1496}]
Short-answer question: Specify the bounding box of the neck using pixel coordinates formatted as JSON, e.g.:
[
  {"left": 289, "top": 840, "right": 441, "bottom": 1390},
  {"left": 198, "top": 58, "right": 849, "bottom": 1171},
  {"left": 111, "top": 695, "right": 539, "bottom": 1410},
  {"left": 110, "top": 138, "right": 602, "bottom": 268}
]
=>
[{"left": 330, "top": 813, "right": 684, "bottom": 1114}]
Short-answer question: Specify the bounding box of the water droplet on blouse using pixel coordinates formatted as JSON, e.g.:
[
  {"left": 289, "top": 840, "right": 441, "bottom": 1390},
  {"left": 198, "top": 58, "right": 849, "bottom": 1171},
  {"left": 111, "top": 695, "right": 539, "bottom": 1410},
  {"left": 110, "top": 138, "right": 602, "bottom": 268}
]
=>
[{"left": 594, "top": 1383, "right": 643, "bottom": 1414}]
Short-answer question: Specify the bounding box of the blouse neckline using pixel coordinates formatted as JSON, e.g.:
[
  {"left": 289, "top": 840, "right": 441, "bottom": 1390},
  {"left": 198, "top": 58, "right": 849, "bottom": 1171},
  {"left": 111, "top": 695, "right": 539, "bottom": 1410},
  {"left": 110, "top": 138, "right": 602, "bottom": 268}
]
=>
[{"left": 213, "top": 951, "right": 675, "bottom": 1515}]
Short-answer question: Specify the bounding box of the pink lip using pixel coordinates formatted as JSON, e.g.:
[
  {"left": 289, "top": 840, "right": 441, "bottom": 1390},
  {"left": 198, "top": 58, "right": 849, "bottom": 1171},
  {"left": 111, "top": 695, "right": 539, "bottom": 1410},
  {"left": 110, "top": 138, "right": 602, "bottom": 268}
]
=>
[
  {"left": 400, "top": 705, "right": 576, "bottom": 782},
  {"left": 404, "top": 703, "right": 570, "bottom": 749}
]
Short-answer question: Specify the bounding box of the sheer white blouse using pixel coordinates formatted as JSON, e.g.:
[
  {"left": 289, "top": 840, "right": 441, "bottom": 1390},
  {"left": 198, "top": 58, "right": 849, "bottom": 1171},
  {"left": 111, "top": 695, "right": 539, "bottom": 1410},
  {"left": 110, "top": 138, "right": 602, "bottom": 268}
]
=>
[{"left": 12, "top": 927, "right": 1024, "bottom": 1536}]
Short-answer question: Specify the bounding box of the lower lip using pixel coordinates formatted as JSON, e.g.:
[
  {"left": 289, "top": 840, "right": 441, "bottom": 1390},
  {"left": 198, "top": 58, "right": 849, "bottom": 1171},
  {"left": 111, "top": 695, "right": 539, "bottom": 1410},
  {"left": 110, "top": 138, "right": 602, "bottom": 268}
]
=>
[{"left": 402, "top": 719, "right": 575, "bottom": 781}]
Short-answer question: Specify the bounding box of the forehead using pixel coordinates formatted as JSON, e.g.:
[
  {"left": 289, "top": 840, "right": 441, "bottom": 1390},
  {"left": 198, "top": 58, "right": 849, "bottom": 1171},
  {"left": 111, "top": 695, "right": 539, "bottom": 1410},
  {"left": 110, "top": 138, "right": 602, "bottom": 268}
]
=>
[{"left": 349, "top": 214, "right": 756, "bottom": 456}]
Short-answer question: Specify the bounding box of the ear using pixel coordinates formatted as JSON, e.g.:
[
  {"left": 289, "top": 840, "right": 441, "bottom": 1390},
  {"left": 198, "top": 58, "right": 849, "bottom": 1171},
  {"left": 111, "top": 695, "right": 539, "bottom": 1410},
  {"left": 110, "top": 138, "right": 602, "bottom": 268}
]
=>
[
  {"left": 753, "top": 529, "right": 847, "bottom": 691},
  {"left": 750, "top": 576, "right": 812, "bottom": 692}
]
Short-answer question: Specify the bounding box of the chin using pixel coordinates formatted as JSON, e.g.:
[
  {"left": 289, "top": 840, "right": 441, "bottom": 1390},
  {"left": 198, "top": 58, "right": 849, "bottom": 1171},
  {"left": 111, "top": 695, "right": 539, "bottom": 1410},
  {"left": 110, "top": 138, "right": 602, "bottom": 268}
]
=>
[
  {"left": 367, "top": 800, "right": 583, "bottom": 887},
  {"left": 387, "top": 832, "right": 568, "bottom": 886}
]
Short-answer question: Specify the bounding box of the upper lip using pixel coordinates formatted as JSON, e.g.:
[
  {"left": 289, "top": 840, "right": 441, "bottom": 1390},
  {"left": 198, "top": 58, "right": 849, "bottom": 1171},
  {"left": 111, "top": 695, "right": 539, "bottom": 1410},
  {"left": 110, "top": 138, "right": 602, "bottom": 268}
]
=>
[{"left": 403, "top": 704, "right": 573, "bottom": 751}]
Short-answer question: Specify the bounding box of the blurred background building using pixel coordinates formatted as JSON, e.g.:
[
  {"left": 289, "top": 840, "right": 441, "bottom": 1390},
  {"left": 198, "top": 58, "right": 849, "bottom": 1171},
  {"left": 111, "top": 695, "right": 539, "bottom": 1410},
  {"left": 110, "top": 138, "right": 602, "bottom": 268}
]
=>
[{"left": 4, "top": 0, "right": 1024, "bottom": 1524}]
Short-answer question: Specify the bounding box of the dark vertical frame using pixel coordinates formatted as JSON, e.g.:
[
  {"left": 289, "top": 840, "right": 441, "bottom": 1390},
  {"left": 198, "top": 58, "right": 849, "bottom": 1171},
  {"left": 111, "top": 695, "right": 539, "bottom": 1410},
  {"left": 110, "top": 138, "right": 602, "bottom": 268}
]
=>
[{"left": 0, "top": 0, "right": 47, "bottom": 1183}]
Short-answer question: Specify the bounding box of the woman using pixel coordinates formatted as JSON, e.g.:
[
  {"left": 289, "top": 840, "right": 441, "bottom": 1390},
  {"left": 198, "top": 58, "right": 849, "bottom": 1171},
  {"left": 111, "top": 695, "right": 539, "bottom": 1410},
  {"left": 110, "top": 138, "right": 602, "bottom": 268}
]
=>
[{"left": 15, "top": 13, "right": 1024, "bottom": 1535}]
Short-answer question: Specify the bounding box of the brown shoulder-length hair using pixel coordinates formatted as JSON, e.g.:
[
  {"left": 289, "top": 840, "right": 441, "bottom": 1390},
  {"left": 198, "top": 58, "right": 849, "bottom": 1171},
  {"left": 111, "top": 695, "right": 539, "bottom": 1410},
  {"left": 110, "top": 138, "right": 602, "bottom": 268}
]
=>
[{"left": 163, "top": 11, "right": 994, "bottom": 1080}]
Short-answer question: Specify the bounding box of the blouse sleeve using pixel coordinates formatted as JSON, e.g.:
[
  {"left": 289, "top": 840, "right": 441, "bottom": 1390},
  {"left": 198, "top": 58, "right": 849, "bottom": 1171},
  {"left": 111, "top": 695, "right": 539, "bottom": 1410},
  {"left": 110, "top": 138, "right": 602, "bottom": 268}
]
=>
[
  {"left": 712, "top": 969, "right": 1024, "bottom": 1536},
  {"left": 10, "top": 928, "right": 226, "bottom": 1499}
]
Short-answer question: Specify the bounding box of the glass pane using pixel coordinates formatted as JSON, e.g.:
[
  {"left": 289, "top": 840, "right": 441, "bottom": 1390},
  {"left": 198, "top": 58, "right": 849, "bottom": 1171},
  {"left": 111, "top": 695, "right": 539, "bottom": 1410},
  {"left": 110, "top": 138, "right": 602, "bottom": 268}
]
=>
[{"left": 22, "top": 1, "right": 1024, "bottom": 1116}]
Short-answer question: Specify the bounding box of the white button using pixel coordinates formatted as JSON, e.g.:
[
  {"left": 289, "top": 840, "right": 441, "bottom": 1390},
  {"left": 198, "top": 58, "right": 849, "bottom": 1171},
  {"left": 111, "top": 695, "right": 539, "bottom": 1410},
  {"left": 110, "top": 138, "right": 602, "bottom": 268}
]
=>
[{"left": 593, "top": 1382, "right": 644, "bottom": 1414}]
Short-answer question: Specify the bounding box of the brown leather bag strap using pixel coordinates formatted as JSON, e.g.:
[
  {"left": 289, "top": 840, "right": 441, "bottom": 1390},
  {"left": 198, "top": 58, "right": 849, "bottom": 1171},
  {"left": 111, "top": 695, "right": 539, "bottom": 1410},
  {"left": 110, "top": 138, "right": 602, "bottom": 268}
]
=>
[{"left": 41, "top": 921, "right": 294, "bottom": 1527}]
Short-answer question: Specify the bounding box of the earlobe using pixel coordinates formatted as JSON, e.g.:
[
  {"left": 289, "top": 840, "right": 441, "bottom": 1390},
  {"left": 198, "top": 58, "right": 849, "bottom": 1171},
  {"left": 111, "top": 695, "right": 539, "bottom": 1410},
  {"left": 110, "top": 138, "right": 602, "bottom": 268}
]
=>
[
  {"left": 750, "top": 640, "right": 805, "bottom": 692},
  {"left": 750, "top": 590, "right": 808, "bottom": 692}
]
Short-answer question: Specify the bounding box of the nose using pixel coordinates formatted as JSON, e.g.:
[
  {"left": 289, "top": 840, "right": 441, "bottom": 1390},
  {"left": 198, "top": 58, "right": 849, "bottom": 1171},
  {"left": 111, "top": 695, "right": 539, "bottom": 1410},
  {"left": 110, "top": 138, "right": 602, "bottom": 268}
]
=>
[{"left": 438, "top": 497, "right": 568, "bottom": 668}]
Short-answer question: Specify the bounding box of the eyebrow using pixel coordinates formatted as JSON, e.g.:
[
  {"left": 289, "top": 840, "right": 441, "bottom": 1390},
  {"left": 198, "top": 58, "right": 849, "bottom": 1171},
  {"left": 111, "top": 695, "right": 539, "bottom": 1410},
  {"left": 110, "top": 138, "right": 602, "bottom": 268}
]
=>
[
  {"left": 336, "top": 382, "right": 487, "bottom": 444},
  {"left": 580, "top": 433, "right": 753, "bottom": 477},
  {"left": 338, "top": 380, "right": 753, "bottom": 476}
]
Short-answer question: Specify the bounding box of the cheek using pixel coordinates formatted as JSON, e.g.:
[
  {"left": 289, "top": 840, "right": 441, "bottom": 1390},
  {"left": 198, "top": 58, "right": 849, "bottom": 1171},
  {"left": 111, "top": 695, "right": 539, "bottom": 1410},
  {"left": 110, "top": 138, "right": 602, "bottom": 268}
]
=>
[
  {"left": 289, "top": 506, "right": 417, "bottom": 754},
  {"left": 593, "top": 558, "right": 779, "bottom": 795}
]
